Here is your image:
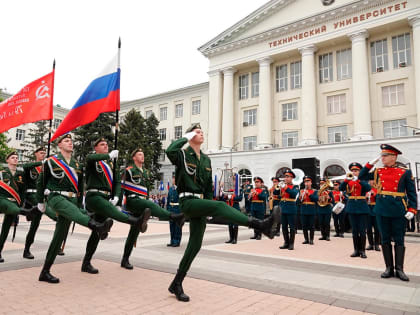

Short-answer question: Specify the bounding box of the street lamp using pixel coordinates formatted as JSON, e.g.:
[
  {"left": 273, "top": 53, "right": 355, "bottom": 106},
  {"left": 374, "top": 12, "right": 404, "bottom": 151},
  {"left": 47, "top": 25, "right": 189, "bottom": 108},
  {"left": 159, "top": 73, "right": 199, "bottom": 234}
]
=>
[{"left": 401, "top": 124, "right": 420, "bottom": 135}]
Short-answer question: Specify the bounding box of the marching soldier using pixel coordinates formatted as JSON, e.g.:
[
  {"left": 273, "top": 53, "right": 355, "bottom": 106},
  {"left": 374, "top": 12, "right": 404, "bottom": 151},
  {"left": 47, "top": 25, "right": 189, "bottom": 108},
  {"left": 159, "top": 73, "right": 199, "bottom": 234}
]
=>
[
  {"left": 167, "top": 173, "right": 182, "bottom": 247},
  {"left": 0, "top": 152, "right": 25, "bottom": 263},
  {"left": 165, "top": 123, "right": 280, "bottom": 302},
  {"left": 359, "top": 144, "right": 417, "bottom": 281},
  {"left": 279, "top": 169, "right": 299, "bottom": 250},
  {"left": 269, "top": 177, "right": 281, "bottom": 236},
  {"left": 249, "top": 176, "right": 268, "bottom": 240},
  {"left": 81, "top": 138, "right": 150, "bottom": 274},
  {"left": 222, "top": 175, "right": 243, "bottom": 244},
  {"left": 37, "top": 134, "right": 113, "bottom": 283},
  {"left": 340, "top": 162, "right": 371, "bottom": 259},
  {"left": 366, "top": 180, "right": 380, "bottom": 251},
  {"left": 243, "top": 179, "right": 253, "bottom": 215},
  {"left": 120, "top": 148, "right": 185, "bottom": 269},
  {"left": 299, "top": 176, "right": 318, "bottom": 245},
  {"left": 332, "top": 181, "right": 346, "bottom": 237},
  {"left": 317, "top": 179, "right": 334, "bottom": 241}
]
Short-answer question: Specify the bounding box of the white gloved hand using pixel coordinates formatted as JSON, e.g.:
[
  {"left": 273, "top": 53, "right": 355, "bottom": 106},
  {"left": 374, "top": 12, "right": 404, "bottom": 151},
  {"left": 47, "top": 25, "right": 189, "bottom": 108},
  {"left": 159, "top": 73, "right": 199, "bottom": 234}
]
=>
[
  {"left": 280, "top": 182, "right": 286, "bottom": 189},
  {"left": 37, "top": 203, "right": 46, "bottom": 213},
  {"left": 352, "top": 176, "right": 358, "bottom": 181},
  {"left": 228, "top": 195, "right": 232, "bottom": 200},
  {"left": 184, "top": 131, "right": 196, "bottom": 141},
  {"left": 109, "top": 150, "right": 119, "bottom": 160},
  {"left": 44, "top": 188, "right": 51, "bottom": 195},
  {"left": 110, "top": 196, "right": 119, "bottom": 206},
  {"left": 405, "top": 212, "right": 414, "bottom": 220},
  {"left": 368, "top": 155, "right": 381, "bottom": 166}
]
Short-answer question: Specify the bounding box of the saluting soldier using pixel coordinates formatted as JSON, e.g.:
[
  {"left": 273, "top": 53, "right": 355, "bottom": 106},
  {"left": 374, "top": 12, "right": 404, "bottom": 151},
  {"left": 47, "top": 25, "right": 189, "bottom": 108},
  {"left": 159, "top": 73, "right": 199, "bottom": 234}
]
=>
[
  {"left": 366, "top": 180, "right": 380, "bottom": 251},
  {"left": 340, "top": 162, "right": 371, "bottom": 259},
  {"left": 37, "top": 134, "right": 113, "bottom": 283},
  {"left": 243, "top": 179, "right": 253, "bottom": 215},
  {"left": 249, "top": 176, "right": 268, "bottom": 240},
  {"left": 0, "top": 152, "right": 25, "bottom": 263},
  {"left": 167, "top": 173, "right": 182, "bottom": 247},
  {"left": 222, "top": 174, "right": 243, "bottom": 244},
  {"left": 332, "top": 181, "right": 346, "bottom": 237},
  {"left": 81, "top": 138, "right": 150, "bottom": 274},
  {"left": 317, "top": 179, "right": 334, "bottom": 241},
  {"left": 359, "top": 144, "right": 417, "bottom": 281},
  {"left": 270, "top": 177, "right": 281, "bottom": 236},
  {"left": 120, "top": 148, "right": 185, "bottom": 270},
  {"left": 299, "top": 176, "right": 318, "bottom": 245},
  {"left": 279, "top": 169, "right": 299, "bottom": 250},
  {"left": 165, "top": 123, "right": 280, "bottom": 302}
]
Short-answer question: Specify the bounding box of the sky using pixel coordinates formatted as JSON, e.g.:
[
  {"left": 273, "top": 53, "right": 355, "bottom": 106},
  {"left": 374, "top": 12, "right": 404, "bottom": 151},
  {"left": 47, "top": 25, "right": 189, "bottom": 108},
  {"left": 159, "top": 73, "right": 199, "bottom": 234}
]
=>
[{"left": 1, "top": 0, "right": 268, "bottom": 108}]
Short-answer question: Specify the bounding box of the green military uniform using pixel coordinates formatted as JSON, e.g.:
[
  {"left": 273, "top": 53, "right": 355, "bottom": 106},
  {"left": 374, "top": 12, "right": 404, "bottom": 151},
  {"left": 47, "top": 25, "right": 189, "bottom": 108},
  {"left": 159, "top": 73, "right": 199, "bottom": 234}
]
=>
[{"left": 165, "top": 124, "right": 279, "bottom": 302}]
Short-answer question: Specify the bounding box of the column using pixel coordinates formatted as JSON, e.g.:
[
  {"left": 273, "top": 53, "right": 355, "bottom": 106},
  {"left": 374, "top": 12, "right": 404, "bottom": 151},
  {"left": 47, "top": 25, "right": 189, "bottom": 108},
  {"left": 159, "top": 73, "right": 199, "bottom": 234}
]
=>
[
  {"left": 348, "top": 30, "right": 373, "bottom": 140},
  {"left": 298, "top": 44, "right": 318, "bottom": 145},
  {"left": 221, "top": 67, "right": 236, "bottom": 150},
  {"left": 207, "top": 70, "right": 223, "bottom": 152},
  {"left": 409, "top": 16, "right": 420, "bottom": 129},
  {"left": 256, "top": 57, "right": 273, "bottom": 149}
]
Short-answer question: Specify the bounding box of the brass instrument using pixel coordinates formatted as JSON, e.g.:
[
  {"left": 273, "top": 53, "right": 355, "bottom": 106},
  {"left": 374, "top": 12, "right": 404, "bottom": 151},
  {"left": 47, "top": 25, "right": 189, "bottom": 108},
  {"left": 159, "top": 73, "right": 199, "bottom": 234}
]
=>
[
  {"left": 269, "top": 184, "right": 280, "bottom": 210},
  {"left": 317, "top": 178, "right": 333, "bottom": 206}
]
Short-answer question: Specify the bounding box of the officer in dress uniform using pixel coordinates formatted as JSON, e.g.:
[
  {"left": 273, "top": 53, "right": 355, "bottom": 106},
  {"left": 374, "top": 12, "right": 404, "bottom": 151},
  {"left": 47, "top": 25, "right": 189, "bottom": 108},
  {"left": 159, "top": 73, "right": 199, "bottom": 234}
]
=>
[
  {"left": 332, "top": 181, "right": 346, "bottom": 237},
  {"left": 165, "top": 123, "right": 280, "bottom": 302},
  {"left": 249, "top": 177, "right": 268, "bottom": 240},
  {"left": 366, "top": 180, "right": 380, "bottom": 251},
  {"left": 270, "top": 177, "right": 281, "bottom": 236},
  {"left": 0, "top": 152, "right": 25, "bottom": 263},
  {"left": 317, "top": 179, "right": 334, "bottom": 241},
  {"left": 359, "top": 144, "right": 417, "bottom": 281},
  {"left": 340, "top": 162, "right": 371, "bottom": 259},
  {"left": 279, "top": 169, "right": 299, "bottom": 250},
  {"left": 222, "top": 175, "right": 243, "bottom": 244},
  {"left": 243, "top": 179, "right": 253, "bottom": 215},
  {"left": 299, "top": 176, "right": 318, "bottom": 245},
  {"left": 167, "top": 173, "right": 182, "bottom": 247}
]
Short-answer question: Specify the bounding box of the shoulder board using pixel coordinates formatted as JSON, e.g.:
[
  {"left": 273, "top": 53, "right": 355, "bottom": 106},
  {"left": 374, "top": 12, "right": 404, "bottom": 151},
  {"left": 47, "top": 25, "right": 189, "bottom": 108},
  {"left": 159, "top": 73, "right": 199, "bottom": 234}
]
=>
[{"left": 397, "top": 165, "right": 409, "bottom": 170}]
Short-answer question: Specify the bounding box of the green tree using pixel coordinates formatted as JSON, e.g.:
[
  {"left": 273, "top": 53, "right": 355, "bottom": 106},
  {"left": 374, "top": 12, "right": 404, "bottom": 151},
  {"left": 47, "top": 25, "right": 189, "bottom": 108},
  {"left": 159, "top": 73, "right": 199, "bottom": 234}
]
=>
[
  {"left": 0, "top": 133, "right": 13, "bottom": 163},
  {"left": 23, "top": 120, "right": 57, "bottom": 159}
]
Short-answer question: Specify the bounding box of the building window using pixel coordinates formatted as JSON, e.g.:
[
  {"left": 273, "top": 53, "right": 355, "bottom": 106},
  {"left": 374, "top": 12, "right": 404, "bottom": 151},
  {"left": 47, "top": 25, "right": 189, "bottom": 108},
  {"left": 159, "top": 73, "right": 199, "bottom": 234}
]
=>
[
  {"left": 160, "top": 107, "right": 167, "bottom": 121},
  {"left": 336, "top": 48, "right": 352, "bottom": 80},
  {"left": 243, "top": 109, "right": 257, "bottom": 126},
  {"left": 238, "top": 169, "right": 252, "bottom": 187},
  {"left": 243, "top": 136, "right": 257, "bottom": 151},
  {"left": 159, "top": 128, "right": 166, "bottom": 141},
  {"left": 328, "top": 126, "right": 347, "bottom": 143},
  {"left": 16, "top": 129, "right": 25, "bottom": 141},
  {"left": 383, "top": 119, "right": 408, "bottom": 138},
  {"left": 392, "top": 33, "right": 411, "bottom": 68},
  {"left": 276, "top": 64, "right": 288, "bottom": 92},
  {"left": 323, "top": 164, "right": 346, "bottom": 178},
  {"left": 370, "top": 39, "right": 388, "bottom": 73},
  {"left": 191, "top": 100, "right": 201, "bottom": 115},
  {"left": 16, "top": 149, "right": 24, "bottom": 161},
  {"left": 239, "top": 74, "right": 249, "bottom": 100},
  {"left": 319, "top": 53, "right": 333, "bottom": 83},
  {"left": 282, "top": 131, "right": 298, "bottom": 147},
  {"left": 282, "top": 102, "right": 298, "bottom": 121},
  {"left": 290, "top": 61, "right": 301, "bottom": 89},
  {"left": 382, "top": 84, "right": 404, "bottom": 107},
  {"left": 53, "top": 118, "right": 62, "bottom": 129},
  {"left": 174, "top": 126, "right": 182, "bottom": 139},
  {"left": 327, "top": 94, "right": 346, "bottom": 114},
  {"left": 175, "top": 104, "right": 183, "bottom": 118},
  {"left": 145, "top": 110, "right": 153, "bottom": 119},
  {"left": 251, "top": 72, "right": 259, "bottom": 98}
]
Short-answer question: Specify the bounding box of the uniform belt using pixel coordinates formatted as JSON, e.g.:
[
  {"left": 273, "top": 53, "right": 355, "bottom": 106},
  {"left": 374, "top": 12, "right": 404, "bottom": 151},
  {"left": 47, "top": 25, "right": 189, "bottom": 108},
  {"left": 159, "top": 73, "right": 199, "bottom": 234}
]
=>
[
  {"left": 87, "top": 189, "right": 111, "bottom": 196},
  {"left": 379, "top": 191, "right": 406, "bottom": 197},
  {"left": 251, "top": 200, "right": 264, "bottom": 203},
  {"left": 179, "top": 192, "right": 203, "bottom": 199},
  {"left": 369, "top": 202, "right": 376, "bottom": 205},
  {"left": 348, "top": 196, "right": 366, "bottom": 200},
  {"left": 302, "top": 202, "right": 315, "bottom": 205},
  {"left": 49, "top": 191, "right": 78, "bottom": 198},
  {"left": 127, "top": 194, "right": 146, "bottom": 199},
  {"left": 272, "top": 197, "right": 280, "bottom": 200},
  {"left": 170, "top": 202, "right": 179, "bottom": 206},
  {"left": 26, "top": 189, "right": 37, "bottom": 193},
  {"left": 281, "top": 198, "right": 296, "bottom": 202}
]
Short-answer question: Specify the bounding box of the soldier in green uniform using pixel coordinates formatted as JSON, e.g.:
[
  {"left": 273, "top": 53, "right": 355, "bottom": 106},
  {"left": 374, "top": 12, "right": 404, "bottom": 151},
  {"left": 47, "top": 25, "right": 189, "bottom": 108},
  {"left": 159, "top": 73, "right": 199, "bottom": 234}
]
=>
[
  {"left": 37, "top": 134, "right": 113, "bottom": 283},
  {"left": 0, "top": 152, "right": 25, "bottom": 263},
  {"left": 120, "top": 148, "right": 185, "bottom": 270},
  {"left": 167, "top": 173, "right": 182, "bottom": 247},
  {"left": 81, "top": 138, "right": 151, "bottom": 274},
  {"left": 165, "top": 123, "right": 280, "bottom": 302},
  {"left": 22, "top": 147, "right": 59, "bottom": 259}
]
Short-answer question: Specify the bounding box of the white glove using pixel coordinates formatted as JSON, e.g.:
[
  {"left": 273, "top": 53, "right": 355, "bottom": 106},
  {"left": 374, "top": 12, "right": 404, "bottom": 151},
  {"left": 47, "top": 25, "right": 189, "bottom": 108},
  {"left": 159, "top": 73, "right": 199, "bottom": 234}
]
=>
[
  {"left": 369, "top": 155, "right": 381, "bottom": 166},
  {"left": 37, "top": 203, "right": 46, "bottom": 213},
  {"left": 110, "top": 196, "right": 119, "bottom": 206},
  {"left": 280, "top": 182, "right": 286, "bottom": 189},
  {"left": 352, "top": 176, "right": 358, "bottom": 181},
  {"left": 228, "top": 195, "right": 232, "bottom": 200},
  {"left": 109, "top": 150, "right": 119, "bottom": 159},
  {"left": 44, "top": 188, "right": 51, "bottom": 196},
  {"left": 405, "top": 212, "right": 414, "bottom": 220},
  {"left": 184, "top": 131, "right": 196, "bottom": 141}
]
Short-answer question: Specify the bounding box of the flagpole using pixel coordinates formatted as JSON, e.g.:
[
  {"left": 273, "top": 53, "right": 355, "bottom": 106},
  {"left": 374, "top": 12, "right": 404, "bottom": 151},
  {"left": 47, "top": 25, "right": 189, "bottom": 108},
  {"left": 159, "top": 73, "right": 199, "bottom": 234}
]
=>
[
  {"left": 47, "top": 59, "right": 55, "bottom": 157},
  {"left": 111, "top": 38, "right": 121, "bottom": 198}
]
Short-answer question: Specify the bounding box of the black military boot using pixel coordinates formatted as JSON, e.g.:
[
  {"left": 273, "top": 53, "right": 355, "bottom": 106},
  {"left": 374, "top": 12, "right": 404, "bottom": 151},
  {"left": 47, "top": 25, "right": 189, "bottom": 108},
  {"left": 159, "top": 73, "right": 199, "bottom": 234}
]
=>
[
  {"left": 366, "top": 231, "right": 374, "bottom": 250},
  {"left": 302, "top": 229, "right": 309, "bottom": 244},
  {"left": 23, "top": 245, "right": 34, "bottom": 259},
  {"left": 309, "top": 229, "right": 315, "bottom": 245},
  {"left": 256, "top": 231, "right": 262, "bottom": 240},
  {"left": 128, "top": 208, "right": 151, "bottom": 233},
  {"left": 81, "top": 259, "right": 99, "bottom": 274},
  {"left": 350, "top": 236, "right": 359, "bottom": 257},
  {"left": 250, "top": 230, "right": 258, "bottom": 239},
  {"left": 0, "top": 253, "right": 4, "bottom": 263},
  {"left": 121, "top": 256, "right": 133, "bottom": 270},
  {"left": 288, "top": 230, "right": 295, "bottom": 250},
  {"left": 170, "top": 212, "right": 185, "bottom": 228},
  {"left": 39, "top": 262, "right": 59, "bottom": 283},
  {"left": 279, "top": 228, "right": 289, "bottom": 249},
  {"left": 395, "top": 245, "right": 409, "bottom": 281},
  {"left": 225, "top": 226, "right": 233, "bottom": 243},
  {"left": 57, "top": 249, "right": 65, "bottom": 256},
  {"left": 88, "top": 218, "right": 113, "bottom": 240},
  {"left": 168, "top": 270, "right": 190, "bottom": 302},
  {"left": 248, "top": 206, "right": 280, "bottom": 240},
  {"left": 359, "top": 236, "right": 367, "bottom": 259},
  {"left": 232, "top": 226, "right": 238, "bottom": 244},
  {"left": 319, "top": 227, "right": 326, "bottom": 240},
  {"left": 275, "top": 223, "right": 281, "bottom": 237},
  {"left": 381, "top": 243, "right": 394, "bottom": 278},
  {"left": 325, "top": 225, "right": 330, "bottom": 241}
]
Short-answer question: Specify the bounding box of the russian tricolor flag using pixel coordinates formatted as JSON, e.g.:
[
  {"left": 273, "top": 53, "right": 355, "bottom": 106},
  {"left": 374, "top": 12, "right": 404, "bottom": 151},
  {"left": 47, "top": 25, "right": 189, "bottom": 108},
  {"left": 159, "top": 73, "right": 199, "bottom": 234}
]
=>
[{"left": 51, "top": 55, "right": 120, "bottom": 142}]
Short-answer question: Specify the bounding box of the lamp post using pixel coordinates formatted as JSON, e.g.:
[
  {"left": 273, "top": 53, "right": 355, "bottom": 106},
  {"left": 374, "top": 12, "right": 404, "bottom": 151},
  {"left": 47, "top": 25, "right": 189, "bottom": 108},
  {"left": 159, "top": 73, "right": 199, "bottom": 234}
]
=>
[{"left": 401, "top": 124, "right": 420, "bottom": 135}]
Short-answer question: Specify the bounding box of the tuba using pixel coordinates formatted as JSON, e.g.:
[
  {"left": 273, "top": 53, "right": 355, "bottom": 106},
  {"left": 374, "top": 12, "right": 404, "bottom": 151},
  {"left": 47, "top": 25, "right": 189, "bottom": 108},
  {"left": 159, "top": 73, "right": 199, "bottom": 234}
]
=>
[{"left": 317, "top": 178, "right": 333, "bottom": 207}]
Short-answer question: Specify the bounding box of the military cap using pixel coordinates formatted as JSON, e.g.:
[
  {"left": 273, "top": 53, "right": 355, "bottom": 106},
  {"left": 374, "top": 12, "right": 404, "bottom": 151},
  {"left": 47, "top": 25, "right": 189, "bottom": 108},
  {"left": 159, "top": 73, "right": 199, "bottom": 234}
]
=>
[
  {"left": 271, "top": 176, "right": 280, "bottom": 181},
  {"left": 94, "top": 137, "right": 107, "bottom": 147},
  {"left": 380, "top": 144, "right": 402, "bottom": 156},
  {"left": 131, "top": 148, "right": 143, "bottom": 158},
  {"left": 349, "top": 162, "right": 362, "bottom": 171},
  {"left": 319, "top": 178, "right": 326, "bottom": 182},
  {"left": 6, "top": 151, "right": 18, "bottom": 160},
  {"left": 253, "top": 176, "right": 264, "bottom": 183},
  {"left": 34, "top": 147, "right": 46, "bottom": 154},
  {"left": 303, "top": 175, "right": 312, "bottom": 182},
  {"left": 283, "top": 169, "right": 295, "bottom": 178},
  {"left": 172, "top": 171, "right": 176, "bottom": 178},
  {"left": 57, "top": 134, "right": 72, "bottom": 143},
  {"left": 186, "top": 123, "right": 201, "bottom": 133},
  {"left": 333, "top": 181, "right": 340, "bottom": 186}
]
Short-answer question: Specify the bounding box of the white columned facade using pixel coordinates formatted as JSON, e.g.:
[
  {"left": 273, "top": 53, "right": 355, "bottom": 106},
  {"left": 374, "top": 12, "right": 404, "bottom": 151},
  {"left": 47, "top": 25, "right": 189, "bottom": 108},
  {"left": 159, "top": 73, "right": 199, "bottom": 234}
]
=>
[
  {"left": 256, "top": 57, "right": 273, "bottom": 148},
  {"left": 409, "top": 16, "right": 420, "bottom": 129},
  {"left": 348, "top": 30, "right": 373, "bottom": 140},
  {"left": 221, "top": 67, "right": 236, "bottom": 149},
  {"left": 298, "top": 45, "right": 318, "bottom": 145},
  {"left": 207, "top": 70, "right": 223, "bottom": 152}
]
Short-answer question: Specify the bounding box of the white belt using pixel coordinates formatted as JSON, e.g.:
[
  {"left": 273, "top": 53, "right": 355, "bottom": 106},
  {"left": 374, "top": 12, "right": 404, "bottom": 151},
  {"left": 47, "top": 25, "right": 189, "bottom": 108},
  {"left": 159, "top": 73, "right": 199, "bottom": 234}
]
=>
[
  {"left": 87, "top": 189, "right": 111, "bottom": 196},
  {"left": 179, "top": 192, "right": 203, "bottom": 199},
  {"left": 127, "top": 194, "right": 146, "bottom": 199},
  {"left": 26, "top": 189, "right": 37, "bottom": 193},
  {"left": 48, "top": 191, "right": 77, "bottom": 198},
  {"left": 170, "top": 202, "right": 179, "bottom": 206}
]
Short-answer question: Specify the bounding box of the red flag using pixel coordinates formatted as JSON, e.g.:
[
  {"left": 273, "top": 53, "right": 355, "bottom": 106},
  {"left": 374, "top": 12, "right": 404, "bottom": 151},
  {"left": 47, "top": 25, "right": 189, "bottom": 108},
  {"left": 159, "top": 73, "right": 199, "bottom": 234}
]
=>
[{"left": 0, "top": 71, "right": 54, "bottom": 134}]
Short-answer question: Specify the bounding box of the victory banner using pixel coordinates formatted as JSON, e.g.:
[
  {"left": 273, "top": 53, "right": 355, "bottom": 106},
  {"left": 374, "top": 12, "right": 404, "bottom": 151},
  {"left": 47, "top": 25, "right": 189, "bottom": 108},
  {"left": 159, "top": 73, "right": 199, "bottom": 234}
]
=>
[{"left": 0, "top": 71, "right": 54, "bottom": 134}]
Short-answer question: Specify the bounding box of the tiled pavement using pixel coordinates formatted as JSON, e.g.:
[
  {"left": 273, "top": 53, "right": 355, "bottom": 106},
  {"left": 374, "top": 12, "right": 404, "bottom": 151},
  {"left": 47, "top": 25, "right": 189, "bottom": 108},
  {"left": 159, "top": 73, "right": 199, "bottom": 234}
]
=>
[{"left": 1, "top": 217, "right": 419, "bottom": 314}]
